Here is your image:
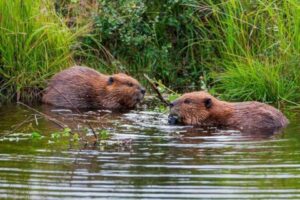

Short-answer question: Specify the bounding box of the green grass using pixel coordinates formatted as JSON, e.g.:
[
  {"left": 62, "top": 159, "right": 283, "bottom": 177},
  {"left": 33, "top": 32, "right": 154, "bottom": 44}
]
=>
[
  {"left": 64, "top": 0, "right": 300, "bottom": 106},
  {"left": 199, "top": 0, "right": 300, "bottom": 105},
  {"left": 214, "top": 60, "right": 300, "bottom": 105},
  {"left": 0, "top": 0, "right": 75, "bottom": 102},
  {"left": 1, "top": 0, "right": 300, "bottom": 107}
]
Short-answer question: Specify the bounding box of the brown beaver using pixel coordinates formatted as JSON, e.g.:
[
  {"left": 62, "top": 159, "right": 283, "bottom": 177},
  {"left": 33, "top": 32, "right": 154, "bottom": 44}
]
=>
[
  {"left": 42, "top": 66, "right": 145, "bottom": 110},
  {"left": 168, "top": 91, "right": 289, "bottom": 134}
]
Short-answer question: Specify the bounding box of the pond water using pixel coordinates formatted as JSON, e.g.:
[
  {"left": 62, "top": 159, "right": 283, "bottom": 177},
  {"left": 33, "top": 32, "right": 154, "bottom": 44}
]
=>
[{"left": 0, "top": 104, "right": 300, "bottom": 199}]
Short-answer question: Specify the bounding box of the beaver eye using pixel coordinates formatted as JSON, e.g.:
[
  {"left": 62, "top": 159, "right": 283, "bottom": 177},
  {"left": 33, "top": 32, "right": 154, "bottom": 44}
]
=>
[
  {"left": 127, "top": 82, "right": 134, "bottom": 87},
  {"left": 184, "top": 99, "right": 191, "bottom": 104}
]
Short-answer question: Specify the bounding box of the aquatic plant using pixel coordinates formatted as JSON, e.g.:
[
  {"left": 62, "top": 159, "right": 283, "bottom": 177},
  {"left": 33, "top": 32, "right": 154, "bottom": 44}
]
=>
[{"left": 98, "top": 130, "right": 110, "bottom": 140}]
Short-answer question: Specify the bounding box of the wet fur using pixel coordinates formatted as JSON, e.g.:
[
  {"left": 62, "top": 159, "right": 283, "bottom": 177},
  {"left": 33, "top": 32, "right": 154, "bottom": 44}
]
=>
[
  {"left": 42, "top": 66, "right": 144, "bottom": 109},
  {"left": 169, "top": 91, "right": 289, "bottom": 134}
]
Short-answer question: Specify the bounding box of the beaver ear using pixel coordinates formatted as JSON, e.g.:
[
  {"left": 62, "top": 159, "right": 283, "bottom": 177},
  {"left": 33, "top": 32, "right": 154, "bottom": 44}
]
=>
[
  {"left": 108, "top": 77, "right": 114, "bottom": 85},
  {"left": 204, "top": 98, "right": 212, "bottom": 109}
]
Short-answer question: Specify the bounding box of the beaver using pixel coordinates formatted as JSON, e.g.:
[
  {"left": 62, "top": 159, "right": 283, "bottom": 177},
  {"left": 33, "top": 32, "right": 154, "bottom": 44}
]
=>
[
  {"left": 42, "top": 66, "right": 145, "bottom": 110},
  {"left": 168, "top": 91, "right": 289, "bottom": 134}
]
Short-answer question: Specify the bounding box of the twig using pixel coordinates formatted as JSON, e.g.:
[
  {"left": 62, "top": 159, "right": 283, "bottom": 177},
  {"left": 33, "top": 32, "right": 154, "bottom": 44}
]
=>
[
  {"left": 143, "top": 74, "right": 170, "bottom": 106},
  {"left": 34, "top": 114, "right": 39, "bottom": 126},
  {"left": 6, "top": 104, "right": 89, "bottom": 146},
  {"left": 11, "top": 115, "right": 35, "bottom": 131},
  {"left": 0, "top": 115, "right": 34, "bottom": 139},
  {"left": 17, "top": 102, "right": 67, "bottom": 129}
]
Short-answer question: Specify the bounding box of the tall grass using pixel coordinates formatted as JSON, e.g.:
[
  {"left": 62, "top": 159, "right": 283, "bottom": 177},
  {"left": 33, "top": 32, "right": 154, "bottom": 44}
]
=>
[
  {"left": 62, "top": 0, "right": 300, "bottom": 106},
  {"left": 194, "top": 0, "right": 300, "bottom": 105},
  {"left": 0, "top": 0, "right": 75, "bottom": 102},
  {"left": 1, "top": 0, "right": 299, "bottom": 107}
]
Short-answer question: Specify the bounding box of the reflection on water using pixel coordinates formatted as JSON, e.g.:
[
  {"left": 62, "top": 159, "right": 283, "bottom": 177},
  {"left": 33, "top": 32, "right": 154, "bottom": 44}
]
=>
[{"left": 0, "top": 104, "right": 300, "bottom": 199}]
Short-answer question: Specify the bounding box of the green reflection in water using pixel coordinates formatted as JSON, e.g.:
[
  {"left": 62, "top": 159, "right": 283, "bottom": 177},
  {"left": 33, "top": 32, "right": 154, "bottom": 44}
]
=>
[{"left": 0, "top": 104, "right": 300, "bottom": 199}]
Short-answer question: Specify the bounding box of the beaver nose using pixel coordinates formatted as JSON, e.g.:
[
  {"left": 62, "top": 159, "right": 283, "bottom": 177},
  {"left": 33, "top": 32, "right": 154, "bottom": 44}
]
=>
[
  {"left": 168, "top": 114, "right": 179, "bottom": 125},
  {"left": 141, "top": 88, "right": 146, "bottom": 95}
]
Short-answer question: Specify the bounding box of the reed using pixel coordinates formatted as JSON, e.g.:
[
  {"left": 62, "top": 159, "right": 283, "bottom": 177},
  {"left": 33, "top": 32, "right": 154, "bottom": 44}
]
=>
[
  {"left": 0, "top": 0, "right": 75, "bottom": 102},
  {"left": 197, "top": 0, "right": 300, "bottom": 105},
  {"left": 1, "top": 0, "right": 299, "bottom": 106}
]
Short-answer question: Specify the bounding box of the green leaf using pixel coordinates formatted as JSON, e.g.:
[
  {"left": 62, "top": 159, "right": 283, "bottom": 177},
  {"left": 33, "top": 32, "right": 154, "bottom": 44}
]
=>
[
  {"left": 51, "top": 132, "right": 61, "bottom": 139},
  {"left": 168, "top": 93, "right": 180, "bottom": 102},
  {"left": 31, "top": 132, "right": 42, "bottom": 139},
  {"left": 98, "top": 130, "right": 110, "bottom": 140},
  {"left": 62, "top": 128, "right": 71, "bottom": 137},
  {"left": 72, "top": 133, "right": 80, "bottom": 141},
  {"left": 63, "top": 128, "right": 71, "bottom": 133}
]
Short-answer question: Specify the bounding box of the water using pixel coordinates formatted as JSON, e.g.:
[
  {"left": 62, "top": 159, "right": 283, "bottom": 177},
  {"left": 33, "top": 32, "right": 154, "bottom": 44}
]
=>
[{"left": 0, "top": 104, "right": 300, "bottom": 199}]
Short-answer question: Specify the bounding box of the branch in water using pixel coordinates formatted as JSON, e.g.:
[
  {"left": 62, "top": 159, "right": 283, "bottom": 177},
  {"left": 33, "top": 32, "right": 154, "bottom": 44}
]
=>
[
  {"left": 17, "top": 101, "right": 67, "bottom": 129},
  {"left": 16, "top": 102, "right": 93, "bottom": 146},
  {"left": 143, "top": 74, "right": 170, "bottom": 106}
]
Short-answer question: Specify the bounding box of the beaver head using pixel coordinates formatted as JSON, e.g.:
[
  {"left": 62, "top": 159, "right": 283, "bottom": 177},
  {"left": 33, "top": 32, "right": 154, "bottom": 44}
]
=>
[
  {"left": 168, "top": 91, "right": 232, "bottom": 126},
  {"left": 104, "top": 73, "right": 145, "bottom": 109}
]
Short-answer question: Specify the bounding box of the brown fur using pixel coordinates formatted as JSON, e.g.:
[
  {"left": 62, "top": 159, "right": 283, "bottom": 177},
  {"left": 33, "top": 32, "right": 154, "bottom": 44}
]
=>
[
  {"left": 42, "top": 66, "right": 145, "bottom": 109},
  {"left": 168, "top": 91, "right": 289, "bottom": 134}
]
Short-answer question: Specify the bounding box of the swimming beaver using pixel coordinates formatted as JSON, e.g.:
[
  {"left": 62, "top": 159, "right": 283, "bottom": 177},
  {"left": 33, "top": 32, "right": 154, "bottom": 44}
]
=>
[
  {"left": 42, "top": 66, "right": 145, "bottom": 110},
  {"left": 168, "top": 91, "right": 289, "bottom": 134}
]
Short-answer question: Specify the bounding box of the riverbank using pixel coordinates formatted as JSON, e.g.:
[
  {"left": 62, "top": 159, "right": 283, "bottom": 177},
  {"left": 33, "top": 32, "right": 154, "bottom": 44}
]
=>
[{"left": 0, "top": 0, "right": 299, "bottom": 107}]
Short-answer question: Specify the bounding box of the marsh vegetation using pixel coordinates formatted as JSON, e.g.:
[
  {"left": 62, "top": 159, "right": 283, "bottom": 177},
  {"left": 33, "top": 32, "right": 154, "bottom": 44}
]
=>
[
  {"left": 1, "top": 1, "right": 300, "bottom": 199},
  {"left": 0, "top": 0, "right": 299, "bottom": 107}
]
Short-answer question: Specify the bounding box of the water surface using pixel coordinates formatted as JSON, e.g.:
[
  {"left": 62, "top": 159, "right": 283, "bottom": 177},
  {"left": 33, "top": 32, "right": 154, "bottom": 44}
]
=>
[{"left": 0, "top": 104, "right": 300, "bottom": 199}]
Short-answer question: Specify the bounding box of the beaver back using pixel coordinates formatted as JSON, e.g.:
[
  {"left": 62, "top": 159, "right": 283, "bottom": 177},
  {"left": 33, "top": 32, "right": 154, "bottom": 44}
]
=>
[
  {"left": 42, "top": 66, "right": 108, "bottom": 108},
  {"left": 228, "top": 102, "right": 289, "bottom": 134},
  {"left": 42, "top": 66, "right": 145, "bottom": 109}
]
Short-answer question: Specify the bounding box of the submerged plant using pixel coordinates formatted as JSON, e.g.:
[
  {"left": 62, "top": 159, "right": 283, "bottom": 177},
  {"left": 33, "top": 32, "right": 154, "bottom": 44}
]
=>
[
  {"left": 31, "top": 132, "right": 42, "bottom": 139},
  {"left": 98, "top": 130, "right": 110, "bottom": 140},
  {"left": 51, "top": 128, "right": 72, "bottom": 140}
]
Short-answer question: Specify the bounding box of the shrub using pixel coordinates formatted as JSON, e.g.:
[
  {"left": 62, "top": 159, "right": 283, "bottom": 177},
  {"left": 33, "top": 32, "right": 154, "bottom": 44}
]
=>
[
  {"left": 2, "top": 0, "right": 299, "bottom": 106},
  {"left": 68, "top": 0, "right": 300, "bottom": 105}
]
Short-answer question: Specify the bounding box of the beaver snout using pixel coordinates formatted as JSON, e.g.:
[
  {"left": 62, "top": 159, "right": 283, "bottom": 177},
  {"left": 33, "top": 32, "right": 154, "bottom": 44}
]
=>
[
  {"left": 169, "top": 101, "right": 181, "bottom": 124},
  {"left": 168, "top": 114, "right": 180, "bottom": 125},
  {"left": 136, "top": 88, "right": 146, "bottom": 102}
]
